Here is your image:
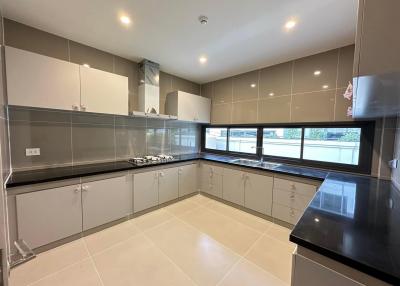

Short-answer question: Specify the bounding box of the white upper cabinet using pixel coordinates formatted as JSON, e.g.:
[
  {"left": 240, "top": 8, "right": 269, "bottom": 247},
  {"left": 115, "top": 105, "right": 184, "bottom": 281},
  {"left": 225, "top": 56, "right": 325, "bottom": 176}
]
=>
[
  {"left": 5, "top": 46, "right": 81, "bottom": 110},
  {"left": 165, "top": 91, "right": 211, "bottom": 123},
  {"left": 80, "top": 66, "right": 129, "bottom": 115}
]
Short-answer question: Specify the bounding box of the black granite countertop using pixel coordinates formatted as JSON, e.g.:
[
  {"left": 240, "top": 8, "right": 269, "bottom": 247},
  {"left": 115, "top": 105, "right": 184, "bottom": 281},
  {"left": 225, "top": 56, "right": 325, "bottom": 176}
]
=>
[
  {"left": 6, "top": 152, "right": 399, "bottom": 284},
  {"left": 290, "top": 172, "right": 400, "bottom": 285}
]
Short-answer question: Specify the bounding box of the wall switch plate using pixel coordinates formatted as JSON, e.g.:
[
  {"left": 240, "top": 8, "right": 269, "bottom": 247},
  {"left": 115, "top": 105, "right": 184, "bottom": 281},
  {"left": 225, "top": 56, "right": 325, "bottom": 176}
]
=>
[
  {"left": 389, "top": 159, "right": 398, "bottom": 169},
  {"left": 25, "top": 148, "right": 40, "bottom": 156}
]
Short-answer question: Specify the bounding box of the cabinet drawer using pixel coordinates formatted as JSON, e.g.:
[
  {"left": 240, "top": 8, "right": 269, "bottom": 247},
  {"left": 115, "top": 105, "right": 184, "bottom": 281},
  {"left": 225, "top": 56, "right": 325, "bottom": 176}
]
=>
[
  {"left": 272, "top": 203, "right": 303, "bottom": 225},
  {"left": 274, "top": 178, "right": 317, "bottom": 197},
  {"left": 273, "top": 189, "right": 313, "bottom": 212}
]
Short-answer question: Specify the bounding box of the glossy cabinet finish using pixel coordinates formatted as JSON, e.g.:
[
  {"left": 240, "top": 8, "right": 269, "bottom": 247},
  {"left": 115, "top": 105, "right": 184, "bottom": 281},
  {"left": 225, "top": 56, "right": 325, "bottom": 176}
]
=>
[
  {"left": 6, "top": 46, "right": 81, "bottom": 111},
  {"left": 178, "top": 164, "right": 198, "bottom": 197},
  {"left": 82, "top": 175, "right": 132, "bottom": 231},
  {"left": 16, "top": 185, "right": 82, "bottom": 248},
  {"left": 200, "top": 164, "right": 223, "bottom": 198},
  {"left": 165, "top": 91, "right": 211, "bottom": 123},
  {"left": 244, "top": 172, "right": 273, "bottom": 215},
  {"left": 80, "top": 66, "right": 129, "bottom": 115},
  {"left": 222, "top": 168, "right": 245, "bottom": 206},
  {"left": 133, "top": 171, "right": 159, "bottom": 212},
  {"left": 158, "top": 167, "right": 179, "bottom": 204}
]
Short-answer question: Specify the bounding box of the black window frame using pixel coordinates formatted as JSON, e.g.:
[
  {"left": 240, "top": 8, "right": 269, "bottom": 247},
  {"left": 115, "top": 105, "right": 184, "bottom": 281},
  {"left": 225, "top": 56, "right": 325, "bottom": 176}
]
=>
[{"left": 201, "top": 121, "right": 375, "bottom": 174}]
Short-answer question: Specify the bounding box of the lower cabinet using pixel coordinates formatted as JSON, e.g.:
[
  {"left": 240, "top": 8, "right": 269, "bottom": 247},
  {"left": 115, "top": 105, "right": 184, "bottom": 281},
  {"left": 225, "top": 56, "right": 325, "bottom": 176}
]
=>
[
  {"left": 82, "top": 175, "right": 133, "bottom": 231},
  {"left": 178, "top": 164, "right": 198, "bottom": 197},
  {"left": 223, "top": 168, "right": 245, "bottom": 206},
  {"left": 244, "top": 172, "right": 273, "bottom": 215},
  {"left": 16, "top": 185, "right": 82, "bottom": 249},
  {"left": 134, "top": 171, "right": 159, "bottom": 212},
  {"left": 200, "top": 164, "right": 223, "bottom": 198},
  {"left": 158, "top": 167, "right": 179, "bottom": 204}
]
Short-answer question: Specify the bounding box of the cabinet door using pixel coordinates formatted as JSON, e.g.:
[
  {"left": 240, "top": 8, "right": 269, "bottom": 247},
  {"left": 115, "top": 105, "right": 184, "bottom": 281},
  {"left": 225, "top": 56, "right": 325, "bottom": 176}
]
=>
[
  {"left": 16, "top": 185, "right": 82, "bottom": 249},
  {"left": 195, "top": 95, "right": 211, "bottom": 123},
  {"left": 6, "top": 46, "right": 80, "bottom": 110},
  {"left": 82, "top": 175, "right": 133, "bottom": 231},
  {"left": 158, "top": 167, "right": 179, "bottom": 204},
  {"left": 134, "top": 171, "right": 159, "bottom": 212},
  {"left": 223, "top": 168, "right": 245, "bottom": 206},
  {"left": 80, "top": 66, "right": 128, "bottom": 115},
  {"left": 177, "top": 91, "right": 196, "bottom": 121},
  {"left": 245, "top": 173, "right": 273, "bottom": 215},
  {"left": 178, "top": 164, "right": 198, "bottom": 197},
  {"left": 200, "top": 164, "right": 223, "bottom": 198}
]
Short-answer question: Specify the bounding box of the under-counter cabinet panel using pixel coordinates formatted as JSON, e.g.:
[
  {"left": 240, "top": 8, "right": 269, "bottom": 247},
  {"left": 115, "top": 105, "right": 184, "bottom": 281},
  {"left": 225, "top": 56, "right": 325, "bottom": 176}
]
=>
[
  {"left": 178, "top": 164, "right": 198, "bottom": 197},
  {"left": 134, "top": 171, "right": 159, "bottom": 212},
  {"left": 80, "top": 66, "right": 129, "bottom": 115},
  {"left": 5, "top": 46, "right": 81, "bottom": 111},
  {"left": 82, "top": 175, "right": 132, "bottom": 231},
  {"left": 223, "top": 168, "right": 245, "bottom": 206},
  {"left": 200, "top": 164, "right": 223, "bottom": 198},
  {"left": 244, "top": 173, "right": 273, "bottom": 215},
  {"left": 16, "top": 185, "right": 82, "bottom": 249},
  {"left": 158, "top": 167, "right": 179, "bottom": 204}
]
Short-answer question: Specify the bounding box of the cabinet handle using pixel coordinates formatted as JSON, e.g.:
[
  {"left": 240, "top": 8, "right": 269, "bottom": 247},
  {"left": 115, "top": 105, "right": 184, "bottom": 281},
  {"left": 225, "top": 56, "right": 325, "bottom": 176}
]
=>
[
  {"left": 159, "top": 172, "right": 164, "bottom": 177},
  {"left": 290, "top": 192, "right": 295, "bottom": 199},
  {"left": 289, "top": 209, "right": 295, "bottom": 217},
  {"left": 154, "top": 173, "right": 159, "bottom": 179},
  {"left": 82, "top": 185, "right": 89, "bottom": 192},
  {"left": 74, "top": 187, "right": 80, "bottom": 193},
  {"left": 290, "top": 183, "right": 296, "bottom": 190},
  {"left": 178, "top": 168, "right": 182, "bottom": 174},
  {"left": 80, "top": 104, "right": 87, "bottom": 111},
  {"left": 72, "top": 104, "right": 79, "bottom": 111}
]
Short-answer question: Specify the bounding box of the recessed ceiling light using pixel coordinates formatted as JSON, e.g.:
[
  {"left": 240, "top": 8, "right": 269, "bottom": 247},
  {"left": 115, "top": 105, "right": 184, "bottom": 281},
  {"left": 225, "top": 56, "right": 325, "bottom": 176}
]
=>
[
  {"left": 314, "top": 218, "right": 320, "bottom": 223},
  {"left": 314, "top": 70, "right": 321, "bottom": 76},
  {"left": 250, "top": 83, "right": 256, "bottom": 88},
  {"left": 82, "top": 63, "right": 90, "bottom": 68},
  {"left": 120, "top": 15, "right": 131, "bottom": 25},
  {"left": 285, "top": 20, "right": 296, "bottom": 30},
  {"left": 322, "top": 85, "right": 329, "bottom": 89},
  {"left": 269, "top": 92, "right": 275, "bottom": 97},
  {"left": 199, "top": 56, "right": 207, "bottom": 64}
]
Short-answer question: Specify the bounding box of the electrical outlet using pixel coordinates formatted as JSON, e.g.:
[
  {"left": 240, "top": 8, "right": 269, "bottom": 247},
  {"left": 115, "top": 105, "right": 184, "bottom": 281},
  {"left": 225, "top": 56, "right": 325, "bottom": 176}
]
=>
[{"left": 25, "top": 148, "right": 40, "bottom": 156}]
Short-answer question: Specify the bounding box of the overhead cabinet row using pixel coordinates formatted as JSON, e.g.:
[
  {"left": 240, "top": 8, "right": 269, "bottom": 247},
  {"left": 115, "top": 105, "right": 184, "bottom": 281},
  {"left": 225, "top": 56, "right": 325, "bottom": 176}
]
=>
[{"left": 5, "top": 46, "right": 129, "bottom": 115}]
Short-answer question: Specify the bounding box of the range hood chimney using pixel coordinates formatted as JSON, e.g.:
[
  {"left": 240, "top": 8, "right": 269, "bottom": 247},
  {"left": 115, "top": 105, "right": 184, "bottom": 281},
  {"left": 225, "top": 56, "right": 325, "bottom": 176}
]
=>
[{"left": 138, "top": 59, "right": 160, "bottom": 114}]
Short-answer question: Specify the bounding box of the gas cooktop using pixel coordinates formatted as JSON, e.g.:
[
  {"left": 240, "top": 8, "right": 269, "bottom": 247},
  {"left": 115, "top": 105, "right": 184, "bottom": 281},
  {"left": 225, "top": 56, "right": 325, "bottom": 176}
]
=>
[{"left": 127, "top": 155, "right": 175, "bottom": 166}]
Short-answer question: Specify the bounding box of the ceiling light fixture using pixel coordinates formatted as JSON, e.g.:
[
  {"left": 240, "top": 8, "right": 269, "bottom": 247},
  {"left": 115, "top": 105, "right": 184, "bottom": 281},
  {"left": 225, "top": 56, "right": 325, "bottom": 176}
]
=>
[
  {"left": 199, "top": 56, "right": 208, "bottom": 64},
  {"left": 322, "top": 85, "right": 329, "bottom": 89},
  {"left": 314, "top": 70, "right": 321, "bottom": 76},
  {"left": 250, "top": 83, "right": 256, "bottom": 88},
  {"left": 285, "top": 20, "right": 297, "bottom": 30},
  {"left": 269, "top": 92, "right": 275, "bottom": 97},
  {"left": 120, "top": 15, "right": 131, "bottom": 25},
  {"left": 198, "top": 15, "right": 208, "bottom": 25}
]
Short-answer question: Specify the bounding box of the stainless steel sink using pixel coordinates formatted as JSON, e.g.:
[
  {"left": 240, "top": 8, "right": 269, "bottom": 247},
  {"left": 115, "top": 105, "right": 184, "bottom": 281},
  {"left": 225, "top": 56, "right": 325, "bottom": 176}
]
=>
[{"left": 229, "top": 158, "right": 281, "bottom": 169}]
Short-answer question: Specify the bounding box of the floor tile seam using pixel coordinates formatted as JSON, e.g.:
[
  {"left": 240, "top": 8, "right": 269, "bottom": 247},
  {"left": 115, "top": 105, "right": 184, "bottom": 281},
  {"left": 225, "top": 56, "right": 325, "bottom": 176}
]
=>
[
  {"left": 82, "top": 240, "right": 106, "bottom": 286},
  {"left": 140, "top": 230, "right": 201, "bottom": 286}
]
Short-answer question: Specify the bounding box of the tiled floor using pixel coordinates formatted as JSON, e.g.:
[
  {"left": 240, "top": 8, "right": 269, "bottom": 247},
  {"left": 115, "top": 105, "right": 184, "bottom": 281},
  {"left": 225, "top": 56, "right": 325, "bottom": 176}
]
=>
[{"left": 10, "top": 194, "right": 295, "bottom": 286}]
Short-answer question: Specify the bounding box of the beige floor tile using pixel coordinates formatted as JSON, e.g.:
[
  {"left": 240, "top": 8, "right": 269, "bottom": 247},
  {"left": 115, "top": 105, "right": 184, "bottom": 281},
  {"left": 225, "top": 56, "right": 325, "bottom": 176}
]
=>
[
  {"left": 10, "top": 239, "right": 89, "bottom": 286},
  {"left": 205, "top": 200, "right": 273, "bottom": 233},
  {"left": 218, "top": 259, "right": 288, "bottom": 286},
  {"left": 92, "top": 234, "right": 195, "bottom": 286},
  {"left": 245, "top": 235, "right": 294, "bottom": 284},
  {"left": 265, "top": 224, "right": 296, "bottom": 248},
  {"left": 132, "top": 208, "right": 174, "bottom": 231},
  {"left": 146, "top": 218, "right": 240, "bottom": 286},
  {"left": 84, "top": 221, "right": 141, "bottom": 255},
  {"left": 165, "top": 199, "right": 200, "bottom": 217},
  {"left": 180, "top": 206, "right": 262, "bottom": 255},
  {"left": 29, "top": 259, "right": 102, "bottom": 286},
  {"left": 186, "top": 194, "right": 213, "bottom": 205}
]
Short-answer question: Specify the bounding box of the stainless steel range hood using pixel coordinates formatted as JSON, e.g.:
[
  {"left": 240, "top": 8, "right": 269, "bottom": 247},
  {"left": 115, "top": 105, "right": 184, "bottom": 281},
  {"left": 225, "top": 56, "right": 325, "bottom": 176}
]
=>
[{"left": 138, "top": 59, "right": 160, "bottom": 114}]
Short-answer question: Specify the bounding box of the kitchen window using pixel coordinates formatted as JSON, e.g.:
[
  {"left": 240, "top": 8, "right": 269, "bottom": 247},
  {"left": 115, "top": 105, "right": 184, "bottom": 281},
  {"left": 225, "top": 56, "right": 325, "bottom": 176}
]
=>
[{"left": 202, "top": 122, "right": 374, "bottom": 173}]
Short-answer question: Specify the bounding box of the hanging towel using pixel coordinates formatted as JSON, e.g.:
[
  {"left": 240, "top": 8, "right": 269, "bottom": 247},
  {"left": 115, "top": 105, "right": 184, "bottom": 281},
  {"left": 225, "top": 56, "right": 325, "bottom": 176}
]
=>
[{"left": 343, "top": 81, "right": 353, "bottom": 100}]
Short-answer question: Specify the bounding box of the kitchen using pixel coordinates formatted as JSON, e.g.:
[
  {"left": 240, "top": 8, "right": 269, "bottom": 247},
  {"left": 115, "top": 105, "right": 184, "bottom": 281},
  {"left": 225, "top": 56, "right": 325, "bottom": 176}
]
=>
[{"left": 0, "top": 0, "right": 399, "bottom": 285}]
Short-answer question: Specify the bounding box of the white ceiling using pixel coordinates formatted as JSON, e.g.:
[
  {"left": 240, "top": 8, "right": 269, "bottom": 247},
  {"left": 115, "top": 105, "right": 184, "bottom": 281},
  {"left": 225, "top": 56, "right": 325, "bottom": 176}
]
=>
[{"left": 1, "top": 0, "right": 358, "bottom": 84}]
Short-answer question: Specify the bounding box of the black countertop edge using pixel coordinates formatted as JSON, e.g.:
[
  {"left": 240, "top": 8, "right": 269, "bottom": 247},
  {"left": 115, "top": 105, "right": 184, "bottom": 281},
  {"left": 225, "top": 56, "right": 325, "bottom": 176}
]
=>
[
  {"left": 6, "top": 153, "right": 330, "bottom": 189},
  {"left": 289, "top": 234, "right": 398, "bottom": 285}
]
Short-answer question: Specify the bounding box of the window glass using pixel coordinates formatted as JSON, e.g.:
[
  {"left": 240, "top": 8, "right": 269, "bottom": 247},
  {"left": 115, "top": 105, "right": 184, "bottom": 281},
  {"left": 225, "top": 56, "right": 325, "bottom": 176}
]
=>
[
  {"left": 228, "top": 128, "right": 257, "bottom": 154},
  {"left": 262, "top": 128, "right": 302, "bottom": 159},
  {"left": 205, "top": 128, "right": 227, "bottom": 151},
  {"left": 303, "top": 128, "right": 361, "bottom": 165}
]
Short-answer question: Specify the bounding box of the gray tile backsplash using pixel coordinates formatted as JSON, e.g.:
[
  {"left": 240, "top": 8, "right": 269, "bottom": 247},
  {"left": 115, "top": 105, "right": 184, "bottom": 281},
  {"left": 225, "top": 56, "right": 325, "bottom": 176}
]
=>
[{"left": 8, "top": 107, "right": 201, "bottom": 170}]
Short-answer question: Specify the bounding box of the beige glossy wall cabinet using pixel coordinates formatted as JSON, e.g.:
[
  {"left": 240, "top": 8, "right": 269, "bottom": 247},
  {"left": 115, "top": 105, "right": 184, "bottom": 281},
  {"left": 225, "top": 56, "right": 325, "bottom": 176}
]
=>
[
  {"left": 5, "top": 46, "right": 129, "bottom": 115},
  {"left": 16, "top": 184, "right": 82, "bottom": 249},
  {"left": 6, "top": 46, "right": 81, "bottom": 111},
  {"left": 165, "top": 91, "right": 211, "bottom": 123}
]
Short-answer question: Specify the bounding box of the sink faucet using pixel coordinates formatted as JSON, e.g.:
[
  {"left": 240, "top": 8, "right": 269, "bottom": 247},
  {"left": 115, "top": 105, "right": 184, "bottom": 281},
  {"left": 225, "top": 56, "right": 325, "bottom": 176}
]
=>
[{"left": 251, "top": 146, "right": 265, "bottom": 163}]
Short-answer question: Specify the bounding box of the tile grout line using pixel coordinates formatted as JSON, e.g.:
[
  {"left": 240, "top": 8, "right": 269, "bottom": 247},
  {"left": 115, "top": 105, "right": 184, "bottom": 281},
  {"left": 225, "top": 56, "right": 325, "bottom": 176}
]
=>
[
  {"left": 289, "top": 61, "right": 295, "bottom": 122},
  {"left": 334, "top": 48, "right": 341, "bottom": 121},
  {"left": 82, "top": 239, "right": 106, "bottom": 286}
]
